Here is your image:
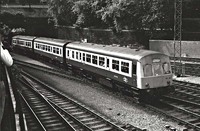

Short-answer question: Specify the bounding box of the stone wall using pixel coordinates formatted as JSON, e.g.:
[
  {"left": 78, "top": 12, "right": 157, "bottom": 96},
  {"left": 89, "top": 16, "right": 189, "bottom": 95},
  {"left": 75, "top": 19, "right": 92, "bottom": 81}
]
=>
[
  {"left": 149, "top": 40, "right": 200, "bottom": 58},
  {"left": 56, "top": 26, "right": 149, "bottom": 48}
]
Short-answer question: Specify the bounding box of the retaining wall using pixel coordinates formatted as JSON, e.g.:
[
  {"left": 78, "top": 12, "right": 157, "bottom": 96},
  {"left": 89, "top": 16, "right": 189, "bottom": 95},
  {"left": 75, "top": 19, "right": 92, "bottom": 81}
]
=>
[{"left": 149, "top": 40, "right": 200, "bottom": 58}]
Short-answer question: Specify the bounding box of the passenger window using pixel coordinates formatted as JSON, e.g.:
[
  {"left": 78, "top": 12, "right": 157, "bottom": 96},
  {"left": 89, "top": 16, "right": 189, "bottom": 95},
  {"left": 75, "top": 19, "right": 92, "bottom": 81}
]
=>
[
  {"left": 53, "top": 47, "right": 56, "bottom": 53},
  {"left": 72, "top": 51, "right": 74, "bottom": 58},
  {"left": 144, "top": 64, "right": 153, "bottom": 77},
  {"left": 107, "top": 58, "right": 109, "bottom": 68},
  {"left": 79, "top": 53, "right": 81, "bottom": 60},
  {"left": 86, "top": 54, "right": 91, "bottom": 63},
  {"left": 163, "top": 62, "right": 170, "bottom": 74},
  {"left": 121, "top": 62, "right": 129, "bottom": 73},
  {"left": 56, "top": 48, "right": 59, "bottom": 54},
  {"left": 43, "top": 45, "right": 45, "bottom": 50},
  {"left": 48, "top": 46, "right": 50, "bottom": 51},
  {"left": 76, "top": 52, "right": 79, "bottom": 59},
  {"left": 92, "top": 55, "right": 98, "bottom": 65},
  {"left": 83, "top": 53, "right": 85, "bottom": 61},
  {"left": 112, "top": 60, "right": 119, "bottom": 71},
  {"left": 99, "top": 57, "right": 105, "bottom": 67}
]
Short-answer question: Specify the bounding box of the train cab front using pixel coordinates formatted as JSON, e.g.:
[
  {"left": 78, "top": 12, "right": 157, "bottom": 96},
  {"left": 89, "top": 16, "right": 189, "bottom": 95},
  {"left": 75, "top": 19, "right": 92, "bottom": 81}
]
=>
[{"left": 137, "top": 54, "right": 174, "bottom": 97}]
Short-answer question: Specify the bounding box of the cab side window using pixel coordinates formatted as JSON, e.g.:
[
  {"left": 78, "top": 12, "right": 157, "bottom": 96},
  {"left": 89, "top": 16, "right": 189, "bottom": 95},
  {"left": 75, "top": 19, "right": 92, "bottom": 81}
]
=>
[
  {"left": 163, "top": 62, "right": 170, "bottom": 74},
  {"left": 144, "top": 64, "right": 153, "bottom": 77}
]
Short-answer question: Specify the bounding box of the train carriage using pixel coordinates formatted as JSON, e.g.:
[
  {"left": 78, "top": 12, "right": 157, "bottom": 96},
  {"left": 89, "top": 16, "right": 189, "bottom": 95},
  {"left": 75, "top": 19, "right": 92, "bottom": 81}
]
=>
[
  {"left": 33, "top": 37, "right": 71, "bottom": 64},
  {"left": 12, "top": 35, "right": 174, "bottom": 97},
  {"left": 64, "top": 42, "right": 173, "bottom": 96},
  {"left": 12, "top": 35, "right": 36, "bottom": 55}
]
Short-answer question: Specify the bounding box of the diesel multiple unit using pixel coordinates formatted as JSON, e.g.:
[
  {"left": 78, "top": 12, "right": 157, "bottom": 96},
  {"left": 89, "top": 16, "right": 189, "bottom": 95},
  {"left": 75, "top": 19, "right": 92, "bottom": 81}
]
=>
[{"left": 12, "top": 35, "right": 174, "bottom": 97}]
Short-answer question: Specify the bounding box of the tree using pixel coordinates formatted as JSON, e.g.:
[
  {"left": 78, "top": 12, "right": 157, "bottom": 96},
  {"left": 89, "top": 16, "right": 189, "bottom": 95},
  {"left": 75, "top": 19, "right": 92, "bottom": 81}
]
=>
[
  {"left": 48, "top": 0, "right": 173, "bottom": 32},
  {"left": 47, "top": 0, "right": 76, "bottom": 26},
  {"left": 93, "top": 0, "right": 173, "bottom": 32}
]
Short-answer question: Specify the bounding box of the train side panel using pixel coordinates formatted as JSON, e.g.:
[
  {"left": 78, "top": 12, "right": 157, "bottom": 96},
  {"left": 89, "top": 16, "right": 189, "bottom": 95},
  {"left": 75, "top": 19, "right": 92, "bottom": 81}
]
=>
[{"left": 64, "top": 47, "right": 138, "bottom": 90}]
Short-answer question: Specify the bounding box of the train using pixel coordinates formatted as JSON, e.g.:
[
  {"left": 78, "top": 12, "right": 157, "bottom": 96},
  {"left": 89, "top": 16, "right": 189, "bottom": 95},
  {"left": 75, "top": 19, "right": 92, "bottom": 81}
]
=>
[{"left": 12, "top": 35, "right": 174, "bottom": 98}]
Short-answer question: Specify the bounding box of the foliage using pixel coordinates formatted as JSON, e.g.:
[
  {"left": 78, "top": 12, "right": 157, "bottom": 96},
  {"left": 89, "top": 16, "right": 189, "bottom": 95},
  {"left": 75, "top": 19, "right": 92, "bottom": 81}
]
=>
[
  {"left": 47, "top": 0, "right": 76, "bottom": 26},
  {"left": 48, "top": 0, "right": 173, "bottom": 33}
]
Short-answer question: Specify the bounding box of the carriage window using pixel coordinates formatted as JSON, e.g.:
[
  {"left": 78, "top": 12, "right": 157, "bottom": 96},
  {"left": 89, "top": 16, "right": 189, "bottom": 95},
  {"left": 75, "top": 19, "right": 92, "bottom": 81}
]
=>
[
  {"left": 163, "top": 62, "right": 170, "bottom": 74},
  {"left": 144, "top": 64, "right": 153, "bottom": 77},
  {"left": 47, "top": 46, "right": 51, "bottom": 52},
  {"left": 53, "top": 47, "right": 55, "bottom": 53},
  {"left": 86, "top": 54, "right": 91, "bottom": 63},
  {"left": 153, "top": 62, "right": 163, "bottom": 76},
  {"left": 72, "top": 51, "right": 74, "bottom": 58},
  {"left": 19, "top": 40, "right": 24, "bottom": 45},
  {"left": 121, "top": 62, "right": 129, "bottom": 73},
  {"left": 42, "top": 45, "right": 45, "bottom": 50},
  {"left": 92, "top": 55, "right": 98, "bottom": 65},
  {"left": 79, "top": 53, "right": 82, "bottom": 60},
  {"left": 107, "top": 58, "right": 109, "bottom": 68},
  {"left": 25, "top": 42, "right": 29, "bottom": 46},
  {"left": 13, "top": 40, "right": 16, "bottom": 44},
  {"left": 83, "top": 53, "right": 85, "bottom": 61},
  {"left": 76, "top": 52, "right": 79, "bottom": 59},
  {"left": 112, "top": 60, "right": 119, "bottom": 71},
  {"left": 99, "top": 57, "right": 105, "bottom": 67},
  {"left": 58, "top": 48, "right": 59, "bottom": 53}
]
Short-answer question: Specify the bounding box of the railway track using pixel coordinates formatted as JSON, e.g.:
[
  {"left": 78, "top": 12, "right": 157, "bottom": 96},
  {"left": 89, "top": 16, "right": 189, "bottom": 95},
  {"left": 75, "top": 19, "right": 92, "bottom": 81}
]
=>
[
  {"left": 17, "top": 70, "right": 143, "bottom": 131},
  {"left": 19, "top": 79, "right": 75, "bottom": 130},
  {"left": 143, "top": 80, "right": 200, "bottom": 131},
  {"left": 14, "top": 59, "right": 81, "bottom": 81}
]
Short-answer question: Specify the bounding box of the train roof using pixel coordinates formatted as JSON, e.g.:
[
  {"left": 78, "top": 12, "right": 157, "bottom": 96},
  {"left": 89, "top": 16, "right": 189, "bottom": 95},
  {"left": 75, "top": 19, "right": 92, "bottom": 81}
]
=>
[
  {"left": 67, "top": 42, "right": 167, "bottom": 61},
  {"left": 12, "top": 35, "right": 36, "bottom": 40},
  {"left": 34, "top": 37, "right": 71, "bottom": 46}
]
